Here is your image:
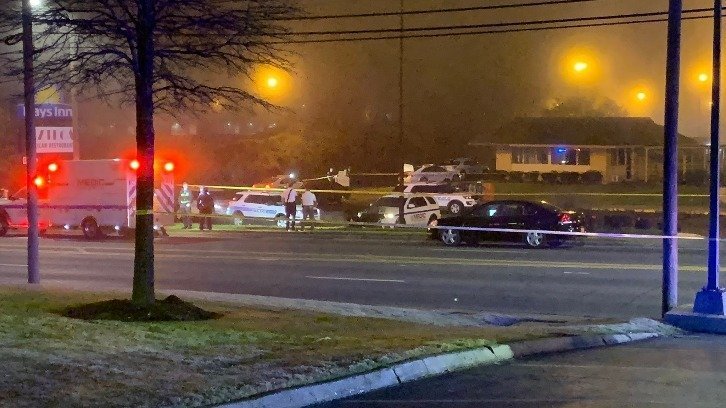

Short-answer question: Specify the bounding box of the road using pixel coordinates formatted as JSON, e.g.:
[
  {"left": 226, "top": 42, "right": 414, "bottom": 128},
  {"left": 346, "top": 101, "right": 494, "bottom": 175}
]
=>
[
  {"left": 0, "top": 230, "right": 716, "bottom": 318},
  {"left": 317, "top": 334, "right": 726, "bottom": 407}
]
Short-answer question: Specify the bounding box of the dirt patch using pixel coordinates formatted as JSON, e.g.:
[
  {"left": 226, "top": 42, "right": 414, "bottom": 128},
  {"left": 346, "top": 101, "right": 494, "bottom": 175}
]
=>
[{"left": 61, "top": 295, "right": 221, "bottom": 321}]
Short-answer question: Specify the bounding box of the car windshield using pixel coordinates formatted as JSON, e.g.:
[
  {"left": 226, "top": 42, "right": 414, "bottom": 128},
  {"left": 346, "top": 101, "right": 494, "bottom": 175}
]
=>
[
  {"left": 422, "top": 166, "right": 446, "bottom": 172},
  {"left": 446, "top": 159, "right": 461, "bottom": 165},
  {"left": 374, "top": 196, "right": 405, "bottom": 208},
  {"left": 537, "top": 201, "right": 562, "bottom": 213}
]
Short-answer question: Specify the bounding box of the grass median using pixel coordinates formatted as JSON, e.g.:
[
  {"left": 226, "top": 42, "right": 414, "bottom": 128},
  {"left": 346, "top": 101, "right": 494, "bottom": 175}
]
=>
[{"left": 0, "top": 287, "right": 559, "bottom": 407}]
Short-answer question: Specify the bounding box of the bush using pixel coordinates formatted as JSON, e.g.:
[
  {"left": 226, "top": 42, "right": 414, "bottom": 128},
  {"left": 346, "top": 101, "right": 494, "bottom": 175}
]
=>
[
  {"left": 482, "top": 171, "right": 508, "bottom": 182},
  {"left": 603, "top": 213, "right": 634, "bottom": 230},
  {"left": 508, "top": 171, "right": 524, "bottom": 183},
  {"left": 523, "top": 171, "right": 540, "bottom": 183},
  {"left": 559, "top": 171, "right": 580, "bottom": 184},
  {"left": 581, "top": 170, "right": 604, "bottom": 185},
  {"left": 541, "top": 171, "right": 559, "bottom": 184},
  {"left": 634, "top": 217, "right": 653, "bottom": 230},
  {"left": 680, "top": 169, "right": 708, "bottom": 186}
]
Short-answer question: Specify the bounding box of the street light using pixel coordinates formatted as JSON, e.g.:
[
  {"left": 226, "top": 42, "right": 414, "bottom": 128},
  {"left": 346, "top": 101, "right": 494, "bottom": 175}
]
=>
[
  {"left": 266, "top": 76, "right": 279, "bottom": 89},
  {"left": 699, "top": 72, "right": 710, "bottom": 83},
  {"left": 573, "top": 61, "right": 588, "bottom": 73},
  {"left": 636, "top": 91, "right": 647, "bottom": 101}
]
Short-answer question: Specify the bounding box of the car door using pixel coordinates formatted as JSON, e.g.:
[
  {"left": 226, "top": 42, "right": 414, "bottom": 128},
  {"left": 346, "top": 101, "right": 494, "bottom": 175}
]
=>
[
  {"left": 404, "top": 196, "right": 429, "bottom": 225},
  {"left": 492, "top": 202, "right": 528, "bottom": 242},
  {"left": 463, "top": 203, "right": 500, "bottom": 242}
]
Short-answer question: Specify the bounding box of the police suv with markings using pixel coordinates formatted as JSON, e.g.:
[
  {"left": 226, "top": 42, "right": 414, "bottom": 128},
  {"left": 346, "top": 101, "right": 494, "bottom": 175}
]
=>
[
  {"left": 394, "top": 183, "right": 477, "bottom": 214},
  {"left": 226, "top": 191, "right": 321, "bottom": 227},
  {"left": 354, "top": 194, "right": 440, "bottom": 227}
]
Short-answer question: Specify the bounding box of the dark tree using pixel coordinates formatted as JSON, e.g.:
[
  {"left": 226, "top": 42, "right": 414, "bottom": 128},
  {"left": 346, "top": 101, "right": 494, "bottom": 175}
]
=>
[
  {"left": 543, "top": 95, "right": 627, "bottom": 118},
  {"left": 1, "top": 0, "right": 297, "bottom": 306}
]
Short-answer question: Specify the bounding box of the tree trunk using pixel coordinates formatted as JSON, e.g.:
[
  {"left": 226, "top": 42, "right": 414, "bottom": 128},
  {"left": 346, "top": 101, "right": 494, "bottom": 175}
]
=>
[{"left": 131, "top": 0, "right": 156, "bottom": 306}]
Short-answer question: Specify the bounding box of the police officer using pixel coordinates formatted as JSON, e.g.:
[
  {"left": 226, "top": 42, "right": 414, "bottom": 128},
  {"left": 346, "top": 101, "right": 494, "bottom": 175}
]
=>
[
  {"left": 179, "top": 182, "right": 193, "bottom": 229},
  {"left": 282, "top": 181, "right": 297, "bottom": 231},
  {"left": 301, "top": 186, "right": 317, "bottom": 231},
  {"left": 197, "top": 186, "right": 215, "bottom": 231}
]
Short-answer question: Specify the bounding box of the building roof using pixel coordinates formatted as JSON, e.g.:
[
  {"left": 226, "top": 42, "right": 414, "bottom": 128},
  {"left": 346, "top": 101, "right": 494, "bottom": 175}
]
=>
[{"left": 472, "top": 117, "right": 699, "bottom": 147}]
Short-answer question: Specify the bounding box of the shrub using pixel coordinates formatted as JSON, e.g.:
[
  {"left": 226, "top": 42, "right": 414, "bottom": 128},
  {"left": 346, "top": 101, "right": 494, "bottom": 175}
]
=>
[
  {"left": 680, "top": 169, "right": 708, "bottom": 186},
  {"left": 482, "top": 171, "right": 508, "bottom": 182},
  {"left": 523, "top": 171, "right": 541, "bottom": 183},
  {"left": 634, "top": 217, "right": 652, "bottom": 230},
  {"left": 581, "top": 170, "right": 604, "bottom": 185},
  {"left": 559, "top": 171, "right": 580, "bottom": 184},
  {"left": 541, "top": 171, "right": 559, "bottom": 184},
  {"left": 508, "top": 171, "right": 525, "bottom": 183},
  {"left": 603, "top": 213, "right": 634, "bottom": 230}
]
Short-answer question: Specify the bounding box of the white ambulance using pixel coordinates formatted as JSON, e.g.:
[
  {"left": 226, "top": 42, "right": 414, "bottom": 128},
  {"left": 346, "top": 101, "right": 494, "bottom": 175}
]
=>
[{"left": 0, "top": 159, "right": 175, "bottom": 239}]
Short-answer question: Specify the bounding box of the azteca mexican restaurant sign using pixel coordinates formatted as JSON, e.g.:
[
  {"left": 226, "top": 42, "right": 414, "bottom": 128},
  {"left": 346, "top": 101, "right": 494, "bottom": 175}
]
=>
[
  {"left": 36, "top": 127, "right": 74, "bottom": 153},
  {"left": 17, "top": 103, "right": 75, "bottom": 154}
]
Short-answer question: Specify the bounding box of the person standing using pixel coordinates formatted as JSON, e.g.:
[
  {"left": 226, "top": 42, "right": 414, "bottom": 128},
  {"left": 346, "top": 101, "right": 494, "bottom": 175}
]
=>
[
  {"left": 196, "top": 186, "right": 215, "bottom": 231},
  {"left": 179, "top": 182, "right": 193, "bottom": 229},
  {"left": 282, "top": 181, "right": 298, "bottom": 231},
  {"left": 301, "top": 186, "right": 317, "bottom": 231}
]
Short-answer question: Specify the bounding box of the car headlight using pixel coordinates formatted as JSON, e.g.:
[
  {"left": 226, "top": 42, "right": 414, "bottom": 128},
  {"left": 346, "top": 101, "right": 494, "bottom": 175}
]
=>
[
  {"left": 357, "top": 211, "right": 363, "bottom": 218},
  {"left": 384, "top": 213, "right": 396, "bottom": 219}
]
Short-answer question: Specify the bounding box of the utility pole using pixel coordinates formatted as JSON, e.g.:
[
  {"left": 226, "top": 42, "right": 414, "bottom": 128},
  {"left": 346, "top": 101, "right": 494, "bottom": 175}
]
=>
[
  {"left": 398, "top": 0, "right": 404, "bottom": 184},
  {"left": 21, "top": 0, "right": 40, "bottom": 284},
  {"left": 694, "top": 0, "right": 726, "bottom": 314},
  {"left": 662, "top": 0, "right": 682, "bottom": 316}
]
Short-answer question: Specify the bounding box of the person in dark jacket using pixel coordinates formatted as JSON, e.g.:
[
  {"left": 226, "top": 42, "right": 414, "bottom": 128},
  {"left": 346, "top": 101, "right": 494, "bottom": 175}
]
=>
[{"left": 196, "top": 186, "right": 215, "bottom": 231}]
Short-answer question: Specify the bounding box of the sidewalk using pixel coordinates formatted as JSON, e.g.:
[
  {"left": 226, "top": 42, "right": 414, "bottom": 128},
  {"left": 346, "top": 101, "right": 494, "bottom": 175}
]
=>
[{"left": 316, "top": 334, "right": 726, "bottom": 407}]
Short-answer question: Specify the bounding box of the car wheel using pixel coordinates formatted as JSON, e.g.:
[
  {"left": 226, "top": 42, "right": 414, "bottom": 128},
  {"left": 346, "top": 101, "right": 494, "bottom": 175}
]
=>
[
  {"left": 448, "top": 201, "right": 464, "bottom": 214},
  {"left": 440, "top": 228, "right": 462, "bottom": 246},
  {"left": 275, "top": 214, "right": 287, "bottom": 228},
  {"left": 524, "top": 231, "right": 546, "bottom": 248},
  {"left": 233, "top": 211, "right": 244, "bottom": 226},
  {"left": 0, "top": 217, "right": 8, "bottom": 237},
  {"left": 81, "top": 217, "right": 100, "bottom": 240}
]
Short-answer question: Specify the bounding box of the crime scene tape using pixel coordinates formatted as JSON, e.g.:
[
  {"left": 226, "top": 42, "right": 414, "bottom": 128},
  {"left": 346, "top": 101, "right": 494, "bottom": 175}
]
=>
[
  {"left": 159, "top": 211, "right": 708, "bottom": 241},
  {"left": 190, "top": 184, "right": 711, "bottom": 198}
]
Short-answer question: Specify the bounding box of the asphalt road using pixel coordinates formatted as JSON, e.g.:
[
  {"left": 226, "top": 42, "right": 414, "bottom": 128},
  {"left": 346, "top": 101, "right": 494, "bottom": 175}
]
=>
[
  {"left": 317, "top": 334, "right": 726, "bottom": 408},
  {"left": 0, "top": 230, "right": 717, "bottom": 318}
]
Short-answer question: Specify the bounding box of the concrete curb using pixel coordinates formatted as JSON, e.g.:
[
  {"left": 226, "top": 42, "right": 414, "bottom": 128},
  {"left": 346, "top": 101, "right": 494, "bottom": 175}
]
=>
[{"left": 216, "top": 332, "right": 661, "bottom": 408}]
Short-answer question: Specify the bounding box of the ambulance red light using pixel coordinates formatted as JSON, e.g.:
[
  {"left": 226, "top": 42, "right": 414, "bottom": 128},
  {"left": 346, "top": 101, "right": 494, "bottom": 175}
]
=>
[
  {"left": 163, "top": 161, "right": 175, "bottom": 172},
  {"left": 33, "top": 176, "right": 45, "bottom": 188},
  {"left": 47, "top": 162, "right": 59, "bottom": 173},
  {"left": 129, "top": 159, "right": 140, "bottom": 171}
]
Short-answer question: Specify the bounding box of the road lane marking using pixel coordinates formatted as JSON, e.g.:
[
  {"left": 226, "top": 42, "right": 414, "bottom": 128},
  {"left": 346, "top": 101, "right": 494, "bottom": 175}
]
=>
[
  {"left": 563, "top": 271, "right": 591, "bottom": 275},
  {"left": 0, "top": 264, "right": 27, "bottom": 268},
  {"left": 306, "top": 276, "right": 406, "bottom": 283}
]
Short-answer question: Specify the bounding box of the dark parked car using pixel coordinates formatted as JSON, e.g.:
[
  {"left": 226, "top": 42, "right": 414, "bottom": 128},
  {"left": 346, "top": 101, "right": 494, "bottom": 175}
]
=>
[{"left": 437, "top": 200, "right": 584, "bottom": 248}]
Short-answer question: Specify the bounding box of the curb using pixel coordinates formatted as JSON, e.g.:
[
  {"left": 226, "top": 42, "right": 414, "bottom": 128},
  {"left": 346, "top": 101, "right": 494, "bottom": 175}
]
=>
[{"left": 216, "top": 332, "right": 661, "bottom": 408}]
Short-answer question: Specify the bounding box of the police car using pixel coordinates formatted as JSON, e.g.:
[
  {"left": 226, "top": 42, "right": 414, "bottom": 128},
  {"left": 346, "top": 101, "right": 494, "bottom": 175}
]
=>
[
  {"left": 354, "top": 194, "right": 441, "bottom": 227},
  {"left": 226, "top": 191, "right": 321, "bottom": 227},
  {"left": 394, "top": 183, "right": 477, "bottom": 214}
]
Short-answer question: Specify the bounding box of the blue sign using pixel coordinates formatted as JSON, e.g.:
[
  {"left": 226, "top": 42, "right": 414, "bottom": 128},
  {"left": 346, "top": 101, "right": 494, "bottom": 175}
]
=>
[{"left": 17, "top": 103, "right": 73, "bottom": 119}]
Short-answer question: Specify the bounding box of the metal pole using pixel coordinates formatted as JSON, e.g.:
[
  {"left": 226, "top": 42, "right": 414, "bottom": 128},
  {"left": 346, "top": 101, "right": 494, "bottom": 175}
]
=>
[
  {"left": 22, "top": 0, "right": 40, "bottom": 284},
  {"left": 693, "top": 0, "right": 726, "bottom": 314},
  {"left": 662, "top": 0, "right": 682, "bottom": 316},
  {"left": 707, "top": 0, "right": 721, "bottom": 292},
  {"left": 398, "top": 0, "right": 404, "bottom": 184}
]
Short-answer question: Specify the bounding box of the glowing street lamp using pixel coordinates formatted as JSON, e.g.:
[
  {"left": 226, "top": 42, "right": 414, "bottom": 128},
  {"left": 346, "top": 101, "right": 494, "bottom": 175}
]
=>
[
  {"left": 636, "top": 91, "right": 647, "bottom": 102},
  {"left": 573, "top": 62, "right": 588, "bottom": 73},
  {"left": 266, "top": 76, "right": 279, "bottom": 89},
  {"left": 699, "top": 73, "right": 710, "bottom": 83}
]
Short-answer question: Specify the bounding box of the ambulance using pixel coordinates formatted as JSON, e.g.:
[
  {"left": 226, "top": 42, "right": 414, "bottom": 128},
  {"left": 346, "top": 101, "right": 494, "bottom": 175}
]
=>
[{"left": 0, "top": 159, "right": 176, "bottom": 239}]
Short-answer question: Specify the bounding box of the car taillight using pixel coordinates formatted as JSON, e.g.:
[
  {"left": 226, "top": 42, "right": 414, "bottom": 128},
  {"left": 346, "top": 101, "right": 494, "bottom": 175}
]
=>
[{"left": 559, "top": 213, "right": 572, "bottom": 223}]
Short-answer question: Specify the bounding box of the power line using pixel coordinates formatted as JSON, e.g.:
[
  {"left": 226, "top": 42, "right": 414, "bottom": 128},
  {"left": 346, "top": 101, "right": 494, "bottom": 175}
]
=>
[
  {"left": 282, "top": 8, "right": 712, "bottom": 37},
  {"left": 273, "top": 11, "right": 716, "bottom": 45},
  {"left": 278, "top": 0, "right": 600, "bottom": 21}
]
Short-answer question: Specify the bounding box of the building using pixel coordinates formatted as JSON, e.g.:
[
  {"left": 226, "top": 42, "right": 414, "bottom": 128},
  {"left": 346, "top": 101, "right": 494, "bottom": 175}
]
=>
[{"left": 470, "top": 117, "right": 705, "bottom": 183}]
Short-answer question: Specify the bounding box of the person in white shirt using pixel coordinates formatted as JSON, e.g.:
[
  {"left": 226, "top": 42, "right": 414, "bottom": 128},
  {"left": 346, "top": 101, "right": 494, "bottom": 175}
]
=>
[
  {"left": 282, "top": 182, "right": 298, "bottom": 231},
  {"left": 300, "top": 187, "right": 317, "bottom": 231}
]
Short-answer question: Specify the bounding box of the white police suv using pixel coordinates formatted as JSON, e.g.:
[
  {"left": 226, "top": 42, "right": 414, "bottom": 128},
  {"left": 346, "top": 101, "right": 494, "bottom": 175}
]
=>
[
  {"left": 394, "top": 183, "right": 477, "bottom": 214},
  {"left": 226, "top": 191, "right": 321, "bottom": 227}
]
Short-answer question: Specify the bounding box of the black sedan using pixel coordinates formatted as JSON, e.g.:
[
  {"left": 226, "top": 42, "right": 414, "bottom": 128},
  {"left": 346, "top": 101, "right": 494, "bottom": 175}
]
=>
[{"left": 436, "top": 200, "right": 584, "bottom": 248}]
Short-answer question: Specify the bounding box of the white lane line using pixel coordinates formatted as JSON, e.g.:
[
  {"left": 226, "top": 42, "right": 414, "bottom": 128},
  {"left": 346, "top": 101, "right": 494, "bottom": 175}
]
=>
[
  {"left": 563, "top": 271, "right": 591, "bottom": 275},
  {"left": 306, "top": 275, "right": 406, "bottom": 283},
  {"left": 0, "top": 264, "right": 27, "bottom": 268}
]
